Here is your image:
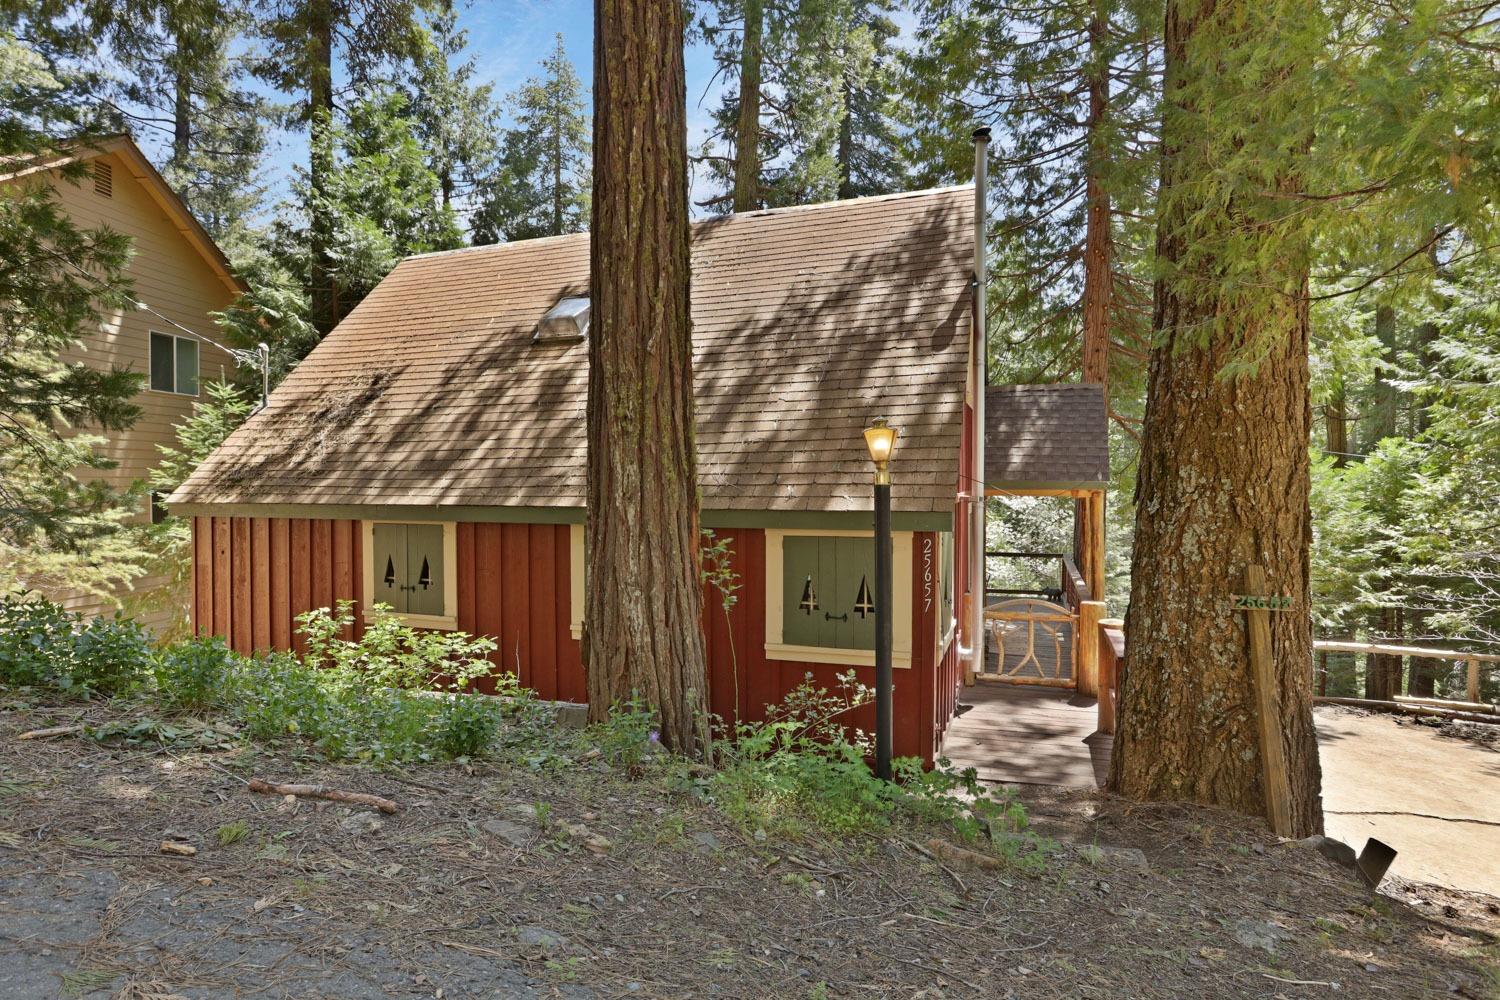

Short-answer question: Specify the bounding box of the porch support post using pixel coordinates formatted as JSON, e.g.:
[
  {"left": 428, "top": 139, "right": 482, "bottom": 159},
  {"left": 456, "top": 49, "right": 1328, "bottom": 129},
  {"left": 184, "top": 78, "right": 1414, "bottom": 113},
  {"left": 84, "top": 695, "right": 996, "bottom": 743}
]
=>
[{"left": 1078, "top": 600, "right": 1106, "bottom": 698}]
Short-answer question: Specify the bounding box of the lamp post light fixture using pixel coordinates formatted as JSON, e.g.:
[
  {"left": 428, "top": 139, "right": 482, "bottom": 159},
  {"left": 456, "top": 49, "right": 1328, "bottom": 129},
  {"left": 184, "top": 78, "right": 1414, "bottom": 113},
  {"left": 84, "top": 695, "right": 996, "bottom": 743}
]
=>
[{"left": 863, "top": 417, "right": 899, "bottom": 781}]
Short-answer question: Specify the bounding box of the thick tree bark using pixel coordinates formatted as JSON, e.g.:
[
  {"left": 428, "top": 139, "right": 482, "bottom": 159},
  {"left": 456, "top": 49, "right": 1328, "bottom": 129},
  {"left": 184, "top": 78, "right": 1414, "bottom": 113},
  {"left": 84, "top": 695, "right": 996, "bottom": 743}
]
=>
[
  {"left": 308, "top": 0, "right": 336, "bottom": 334},
  {"left": 1109, "top": 0, "right": 1323, "bottom": 836},
  {"left": 732, "top": 0, "right": 763, "bottom": 213},
  {"left": 587, "top": 0, "right": 709, "bottom": 755}
]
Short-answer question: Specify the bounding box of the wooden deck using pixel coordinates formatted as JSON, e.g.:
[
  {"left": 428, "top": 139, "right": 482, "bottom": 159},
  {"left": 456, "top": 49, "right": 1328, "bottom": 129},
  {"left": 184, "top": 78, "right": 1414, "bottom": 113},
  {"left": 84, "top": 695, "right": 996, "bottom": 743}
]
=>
[{"left": 940, "top": 682, "right": 1113, "bottom": 787}]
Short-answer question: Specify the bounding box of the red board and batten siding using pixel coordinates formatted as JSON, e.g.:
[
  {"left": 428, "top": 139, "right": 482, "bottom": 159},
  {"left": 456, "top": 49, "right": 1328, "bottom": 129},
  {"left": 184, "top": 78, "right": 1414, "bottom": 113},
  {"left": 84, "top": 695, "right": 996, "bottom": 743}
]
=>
[
  {"left": 193, "top": 518, "right": 958, "bottom": 765},
  {"left": 192, "top": 516, "right": 363, "bottom": 657}
]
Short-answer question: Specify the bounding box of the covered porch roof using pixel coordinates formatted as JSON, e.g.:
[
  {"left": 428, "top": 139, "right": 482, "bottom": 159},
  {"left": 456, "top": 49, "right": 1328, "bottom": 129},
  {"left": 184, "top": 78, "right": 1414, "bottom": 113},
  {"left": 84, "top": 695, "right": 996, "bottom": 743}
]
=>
[{"left": 984, "top": 384, "right": 1109, "bottom": 495}]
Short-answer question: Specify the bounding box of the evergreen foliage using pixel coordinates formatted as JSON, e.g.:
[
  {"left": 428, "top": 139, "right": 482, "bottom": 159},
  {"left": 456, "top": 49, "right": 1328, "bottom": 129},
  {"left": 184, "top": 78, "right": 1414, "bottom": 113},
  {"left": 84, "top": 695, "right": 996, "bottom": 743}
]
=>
[
  {"left": 473, "top": 34, "right": 589, "bottom": 243},
  {"left": 694, "top": 0, "right": 906, "bottom": 210}
]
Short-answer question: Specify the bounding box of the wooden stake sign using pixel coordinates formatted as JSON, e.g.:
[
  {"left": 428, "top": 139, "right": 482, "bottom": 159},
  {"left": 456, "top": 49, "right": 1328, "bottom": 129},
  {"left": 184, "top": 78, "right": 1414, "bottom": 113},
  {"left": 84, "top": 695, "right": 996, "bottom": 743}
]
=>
[{"left": 1242, "top": 565, "right": 1294, "bottom": 838}]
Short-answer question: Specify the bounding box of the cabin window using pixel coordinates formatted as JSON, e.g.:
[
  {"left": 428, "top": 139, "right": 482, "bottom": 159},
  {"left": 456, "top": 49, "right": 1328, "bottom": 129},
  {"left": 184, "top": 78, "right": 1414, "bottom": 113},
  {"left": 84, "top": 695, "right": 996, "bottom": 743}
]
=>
[
  {"left": 149, "top": 331, "right": 199, "bottom": 395},
  {"left": 764, "top": 529, "right": 913, "bottom": 669},
  {"left": 361, "top": 521, "right": 457, "bottom": 629}
]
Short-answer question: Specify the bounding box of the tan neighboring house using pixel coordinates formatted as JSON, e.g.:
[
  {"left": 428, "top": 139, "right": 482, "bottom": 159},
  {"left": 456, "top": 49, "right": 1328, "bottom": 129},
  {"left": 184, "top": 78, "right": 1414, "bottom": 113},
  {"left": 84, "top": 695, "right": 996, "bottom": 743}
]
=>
[{"left": 2, "top": 134, "right": 247, "bottom": 629}]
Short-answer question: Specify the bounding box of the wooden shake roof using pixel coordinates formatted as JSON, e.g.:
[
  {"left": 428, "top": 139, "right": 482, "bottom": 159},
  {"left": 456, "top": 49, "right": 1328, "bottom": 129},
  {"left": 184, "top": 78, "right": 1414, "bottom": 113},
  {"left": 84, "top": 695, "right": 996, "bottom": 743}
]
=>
[{"left": 173, "top": 186, "right": 975, "bottom": 515}]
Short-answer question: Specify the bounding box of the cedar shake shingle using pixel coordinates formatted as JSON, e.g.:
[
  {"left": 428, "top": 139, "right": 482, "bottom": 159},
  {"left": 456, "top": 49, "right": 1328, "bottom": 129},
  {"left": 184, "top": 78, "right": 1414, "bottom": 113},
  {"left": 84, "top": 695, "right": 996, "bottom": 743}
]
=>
[
  {"left": 173, "top": 186, "right": 975, "bottom": 515},
  {"left": 984, "top": 384, "right": 1109, "bottom": 490}
]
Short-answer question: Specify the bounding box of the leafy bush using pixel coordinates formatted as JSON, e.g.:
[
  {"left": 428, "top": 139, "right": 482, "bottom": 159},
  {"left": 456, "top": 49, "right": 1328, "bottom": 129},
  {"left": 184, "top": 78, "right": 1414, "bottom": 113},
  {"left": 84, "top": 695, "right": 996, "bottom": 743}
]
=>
[
  {"left": 591, "top": 695, "right": 660, "bottom": 770},
  {"left": 0, "top": 593, "right": 152, "bottom": 696},
  {"left": 432, "top": 693, "right": 503, "bottom": 758},
  {"left": 154, "top": 636, "right": 236, "bottom": 711},
  {"left": 216, "top": 603, "right": 511, "bottom": 764},
  {"left": 698, "top": 672, "right": 1041, "bottom": 849}
]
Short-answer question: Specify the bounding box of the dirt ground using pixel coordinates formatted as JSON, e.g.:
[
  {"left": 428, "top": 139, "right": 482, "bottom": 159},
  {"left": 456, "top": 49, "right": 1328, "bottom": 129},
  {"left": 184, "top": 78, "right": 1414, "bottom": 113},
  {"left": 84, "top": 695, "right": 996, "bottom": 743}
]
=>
[
  {"left": 1, "top": 701, "right": 1497, "bottom": 1000},
  {"left": 1316, "top": 706, "right": 1500, "bottom": 897}
]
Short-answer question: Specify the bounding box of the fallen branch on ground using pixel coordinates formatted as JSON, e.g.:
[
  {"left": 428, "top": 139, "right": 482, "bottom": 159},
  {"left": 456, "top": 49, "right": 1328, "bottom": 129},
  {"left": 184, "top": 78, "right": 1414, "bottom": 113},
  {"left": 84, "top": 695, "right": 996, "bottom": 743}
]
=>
[
  {"left": 247, "top": 778, "right": 399, "bottom": 814},
  {"left": 924, "top": 837, "right": 1007, "bottom": 871},
  {"left": 17, "top": 724, "right": 85, "bottom": 740}
]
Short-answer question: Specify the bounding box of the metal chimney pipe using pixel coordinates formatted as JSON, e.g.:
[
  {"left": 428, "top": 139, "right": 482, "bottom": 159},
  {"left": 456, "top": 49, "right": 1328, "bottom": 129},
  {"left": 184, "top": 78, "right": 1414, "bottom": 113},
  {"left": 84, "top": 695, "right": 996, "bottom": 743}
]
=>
[{"left": 969, "top": 126, "right": 991, "bottom": 684}]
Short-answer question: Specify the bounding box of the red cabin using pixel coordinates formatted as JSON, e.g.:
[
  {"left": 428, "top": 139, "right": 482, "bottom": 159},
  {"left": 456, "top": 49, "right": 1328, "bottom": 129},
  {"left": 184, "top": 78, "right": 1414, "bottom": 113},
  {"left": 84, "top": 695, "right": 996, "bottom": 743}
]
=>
[{"left": 172, "top": 186, "right": 1106, "bottom": 766}]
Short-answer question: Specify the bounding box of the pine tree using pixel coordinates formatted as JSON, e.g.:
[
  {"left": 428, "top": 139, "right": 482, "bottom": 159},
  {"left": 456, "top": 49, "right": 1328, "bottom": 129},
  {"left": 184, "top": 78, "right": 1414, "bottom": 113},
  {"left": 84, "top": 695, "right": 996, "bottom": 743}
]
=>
[
  {"left": 95, "top": 0, "right": 268, "bottom": 237},
  {"left": 404, "top": 9, "right": 500, "bottom": 212},
  {"left": 905, "top": 0, "right": 1160, "bottom": 405},
  {"left": 254, "top": 0, "right": 441, "bottom": 332},
  {"left": 695, "top": 0, "right": 904, "bottom": 211},
  {"left": 272, "top": 87, "right": 462, "bottom": 331},
  {"left": 1113, "top": 0, "right": 1498, "bottom": 830},
  {"left": 473, "top": 34, "right": 589, "bottom": 244},
  {"left": 0, "top": 26, "right": 142, "bottom": 552}
]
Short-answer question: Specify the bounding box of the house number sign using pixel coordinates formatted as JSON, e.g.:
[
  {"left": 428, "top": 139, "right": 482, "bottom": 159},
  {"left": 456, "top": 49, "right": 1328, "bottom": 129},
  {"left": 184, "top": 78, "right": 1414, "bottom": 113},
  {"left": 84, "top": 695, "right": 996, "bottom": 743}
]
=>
[
  {"left": 1232, "top": 594, "right": 1293, "bottom": 611},
  {"left": 922, "top": 537, "right": 934, "bottom": 613}
]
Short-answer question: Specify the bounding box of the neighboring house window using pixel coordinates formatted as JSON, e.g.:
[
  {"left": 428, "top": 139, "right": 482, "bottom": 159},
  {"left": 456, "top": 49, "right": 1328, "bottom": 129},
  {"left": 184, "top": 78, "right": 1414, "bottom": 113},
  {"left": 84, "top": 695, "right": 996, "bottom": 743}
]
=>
[
  {"left": 764, "top": 529, "right": 913, "bottom": 669},
  {"left": 149, "top": 331, "right": 199, "bottom": 395},
  {"left": 149, "top": 491, "right": 169, "bottom": 525},
  {"left": 361, "top": 521, "right": 457, "bottom": 629}
]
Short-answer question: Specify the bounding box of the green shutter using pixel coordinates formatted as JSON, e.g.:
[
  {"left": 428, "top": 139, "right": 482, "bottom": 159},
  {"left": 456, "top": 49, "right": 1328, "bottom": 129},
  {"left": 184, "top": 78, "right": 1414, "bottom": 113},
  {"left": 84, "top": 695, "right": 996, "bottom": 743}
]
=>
[
  {"left": 405, "top": 524, "right": 445, "bottom": 616},
  {"left": 371, "top": 523, "right": 408, "bottom": 613},
  {"left": 782, "top": 536, "right": 823, "bottom": 647},
  {"left": 837, "top": 537, "right": 876, "bottom": 651}
]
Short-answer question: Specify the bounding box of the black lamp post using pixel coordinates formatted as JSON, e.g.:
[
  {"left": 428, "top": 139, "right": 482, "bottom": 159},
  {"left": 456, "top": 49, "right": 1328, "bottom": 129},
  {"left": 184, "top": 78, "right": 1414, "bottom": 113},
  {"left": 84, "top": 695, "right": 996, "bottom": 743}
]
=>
[{"left": 863, "top": 417, "right": 899, "bottom": 781}]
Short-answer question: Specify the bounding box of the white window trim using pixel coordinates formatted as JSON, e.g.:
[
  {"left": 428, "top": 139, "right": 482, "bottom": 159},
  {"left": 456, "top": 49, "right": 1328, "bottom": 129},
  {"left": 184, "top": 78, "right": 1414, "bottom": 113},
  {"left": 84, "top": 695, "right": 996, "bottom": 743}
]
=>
[
  {"left": 765, "top": 528, "right": 913, "bottom": 669},
  {"left": 360, "top": 520, "right": 458, "bottom": 631},
  {"left": 569, "top": 523, "right": 584, "bottom": 640},
  {"left": 147, "top": 329, "right": 200, "bottom": 396}
]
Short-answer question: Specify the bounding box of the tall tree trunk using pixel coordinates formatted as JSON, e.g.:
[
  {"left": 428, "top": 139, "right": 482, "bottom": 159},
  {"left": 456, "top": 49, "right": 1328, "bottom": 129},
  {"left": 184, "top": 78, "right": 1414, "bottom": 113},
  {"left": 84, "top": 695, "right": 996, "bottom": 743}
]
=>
[
  {"left": 732, "top": 0, "right": 762, "bottom": 213},
  {"left": 172, "top": 62, "right": 191, "bottom": 168},
  {"left": 552, "top": 95, "right": 564, "bottom": 235},
  {"left": 1325, "top": 381, "right": 1348, "bottom": 468},
  {"left": 308, "top": 0, "right": 336, "bottom": 334},
  {"left": 836, "top": 72, "right": 854, "bottom": 200},
  {"left": 1109, "top": 0, "right": 1322, "bottom": 836},
  {"left": 588, "top": 0, "right": 709, "bottom": 754},
  {"left": 1075, "top": 1, "right": 1111, "bottom": 597}
]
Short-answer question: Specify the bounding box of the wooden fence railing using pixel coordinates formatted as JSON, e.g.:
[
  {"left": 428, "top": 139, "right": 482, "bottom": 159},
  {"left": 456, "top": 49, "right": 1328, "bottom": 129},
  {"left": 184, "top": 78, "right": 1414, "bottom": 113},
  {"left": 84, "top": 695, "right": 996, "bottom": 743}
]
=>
[
  {"left": 1097, "top": 619, "right": 1125, "bottom": 734},
  {"left": 1313, "top": 639, "right": 1499, "bottom": 706}
]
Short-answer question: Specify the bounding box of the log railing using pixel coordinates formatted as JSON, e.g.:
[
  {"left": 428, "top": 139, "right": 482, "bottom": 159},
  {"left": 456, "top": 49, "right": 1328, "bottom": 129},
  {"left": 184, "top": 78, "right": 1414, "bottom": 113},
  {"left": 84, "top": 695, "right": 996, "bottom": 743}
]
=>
[
  {"left": 1313, "top": 639, "right": 1498, "bottom": 706},
  {"left": 1097, "top": 619, "right": 1125, "bottom": 734}
]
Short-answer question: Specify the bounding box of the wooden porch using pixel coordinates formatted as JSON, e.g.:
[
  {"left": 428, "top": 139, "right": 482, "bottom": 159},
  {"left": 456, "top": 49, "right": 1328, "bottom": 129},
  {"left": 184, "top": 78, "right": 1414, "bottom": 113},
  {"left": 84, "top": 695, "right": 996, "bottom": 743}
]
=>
[{"left": 940, "top": 682, "right": 1113, "bottom": 787}]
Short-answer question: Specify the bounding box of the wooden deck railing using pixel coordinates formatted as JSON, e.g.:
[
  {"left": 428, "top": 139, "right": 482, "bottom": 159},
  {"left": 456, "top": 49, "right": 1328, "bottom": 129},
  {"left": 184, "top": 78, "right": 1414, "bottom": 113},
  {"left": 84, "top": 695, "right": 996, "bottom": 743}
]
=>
[{"left": 1097, "top": 619, "right": 1125, "bottom": 734}]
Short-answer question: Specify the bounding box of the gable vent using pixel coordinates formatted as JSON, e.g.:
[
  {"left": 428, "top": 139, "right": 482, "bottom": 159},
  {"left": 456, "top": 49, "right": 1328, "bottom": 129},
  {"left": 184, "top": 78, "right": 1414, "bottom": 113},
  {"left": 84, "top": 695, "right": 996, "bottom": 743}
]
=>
[
  {"left": 93, "top": 160, "right": 113, "bottom": 198},
  {"left": 535, "top": 295, "right": 590, "bottom": 343}
]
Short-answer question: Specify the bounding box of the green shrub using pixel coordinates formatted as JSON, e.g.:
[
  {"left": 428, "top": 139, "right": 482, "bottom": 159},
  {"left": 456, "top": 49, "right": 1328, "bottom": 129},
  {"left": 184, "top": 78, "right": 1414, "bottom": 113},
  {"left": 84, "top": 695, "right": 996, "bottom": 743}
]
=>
[
  {"left": 154, "top": 636, "right": 236, "bottom": 711},
  {"left": 591, "top": 695, "right": 659, "bottom": 770},
  {"left": 228, "top": 651, "right": 333, "bottom": 742},
  {"left": 0, "top": 593, "right": 77, "bottom": 687},
  {"left": 432, "top": 693, "right": 502, "bottom": 758},
  {"left": 700, "top": 672, "right": 1039, "bottom": 846},
  {"left": 0, "top": 594, "right": 151, "bottom": 696}
]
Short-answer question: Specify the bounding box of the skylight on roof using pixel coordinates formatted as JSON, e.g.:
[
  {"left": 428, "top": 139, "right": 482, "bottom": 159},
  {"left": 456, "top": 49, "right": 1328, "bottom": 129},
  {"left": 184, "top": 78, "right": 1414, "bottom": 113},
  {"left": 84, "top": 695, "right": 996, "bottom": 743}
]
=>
[{"left": 535, "top": 296, "right": 590, "bottom": 343}]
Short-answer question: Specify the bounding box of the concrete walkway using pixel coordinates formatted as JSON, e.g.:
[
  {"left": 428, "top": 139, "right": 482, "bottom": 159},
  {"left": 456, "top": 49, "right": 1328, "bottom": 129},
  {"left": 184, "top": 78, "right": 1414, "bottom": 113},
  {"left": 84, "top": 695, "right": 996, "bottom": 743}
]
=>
[{"left": 1316, "top": 706, "right": 1500, "bottom": 897}]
